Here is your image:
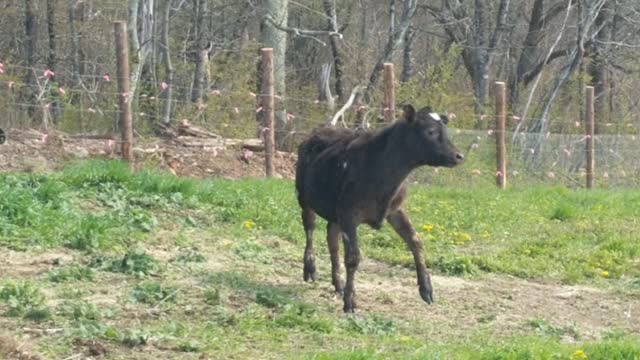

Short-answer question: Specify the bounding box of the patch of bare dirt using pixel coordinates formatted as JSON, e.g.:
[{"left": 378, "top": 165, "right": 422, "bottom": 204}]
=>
[
  {"left": 276, "top": 257, "right": 640, "bottom": 341},
  {"left": 0, "top": 249, "right": 75, "bottom": 277},
  {"left": 74, "top": 339, "right": 110, "bottom": 358},
  {"left": 0, "top": 128, "right": 297, "bottom": 179},
  {"left": 0, "top": 334, "right": 46, "bottom": 360}
]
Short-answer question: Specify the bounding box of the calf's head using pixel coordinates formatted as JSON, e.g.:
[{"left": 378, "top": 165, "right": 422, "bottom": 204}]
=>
[{"left": 399, "top": 104, "right": 464, "bottom": 168}]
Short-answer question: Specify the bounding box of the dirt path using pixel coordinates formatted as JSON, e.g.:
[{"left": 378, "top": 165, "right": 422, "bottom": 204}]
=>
[
  {"left": 274, "top": 256, "right": 640, "bottom": 341},
  {"left": 1, "top": 246, "right": 639, "bottom": 359}
]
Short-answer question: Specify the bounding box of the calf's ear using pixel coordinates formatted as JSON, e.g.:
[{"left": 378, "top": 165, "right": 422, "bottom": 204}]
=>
[{"left": 402, "top": 105, "right": 416, "bottom": 123}]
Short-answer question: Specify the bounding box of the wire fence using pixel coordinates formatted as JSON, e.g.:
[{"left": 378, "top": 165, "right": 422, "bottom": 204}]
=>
[{"left": 1, "top": 54, "right": 640, "bottom": 188}]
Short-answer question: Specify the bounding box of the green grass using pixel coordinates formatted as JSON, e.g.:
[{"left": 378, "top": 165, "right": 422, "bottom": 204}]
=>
[
  {"left": 1, "top": 159, "right": 640, "bottom": 359},
  {"left": 1, "top": 159, "right": 640, "bottom": 283}
]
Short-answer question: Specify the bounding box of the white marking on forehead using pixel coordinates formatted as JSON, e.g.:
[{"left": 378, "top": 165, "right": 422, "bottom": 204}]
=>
[
  {"left": 429, "top": 113, "right": 441, "bottom": 121},
  {"left": 343, "top": 161, "right": 348, "bottom": 169}
]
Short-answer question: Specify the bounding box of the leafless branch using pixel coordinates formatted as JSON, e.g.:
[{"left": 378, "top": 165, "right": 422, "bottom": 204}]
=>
[
  {"left": 329, "top": 85, "right": 364, "bottom": 127},
  {"left": 263, "top": 14, "right": 343, "bottom": 47}
]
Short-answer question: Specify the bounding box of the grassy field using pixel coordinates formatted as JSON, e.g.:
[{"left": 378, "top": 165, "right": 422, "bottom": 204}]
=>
[{"left": 0, "top": 160, "right": 639, "bottom": 359}]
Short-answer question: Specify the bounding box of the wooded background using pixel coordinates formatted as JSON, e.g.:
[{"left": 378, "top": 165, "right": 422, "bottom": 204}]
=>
[{"left": 0, "top": 0, "right": 639, "bottom": 144}]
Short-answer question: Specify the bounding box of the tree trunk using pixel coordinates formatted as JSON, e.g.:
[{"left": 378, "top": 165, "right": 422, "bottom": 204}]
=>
[
  {"left": 260, "top": 0, "right": 288, "bottom": 146},
  {"left": 472, "top": 0, "right": 489, "bottom": 113},
  {"left": 160, "top": 0, "right": 173, "bottom": 126},
  {"left": 400, "top": 26, "right": 414, "bottom": 83},
  {"left": 323, "top": 0, "right": 345, "bottom": 102},
  {"left": 363, "top": 0, "right": 417, "bottom": 104},
  {"left": 129, "top": 0, "right": 141, "bottom": 56},
  {"left": 318, "top": 63, "right": 335, "bottom": 112},
  {"left": 589, "top": 0, "right": 612, "bottom": 134},
  {"left": 78, "top": 2, "right": 86, "bottom": 77},
  {"left": 129, "top": 0, "right": 154, "bottom": 99},
  {"left": 23, "top": 0, "right": 38, "bottom": 95},
  {"left": 191, "top": 0, "right": 209, "bottom": 104},
  {"left": 46, "top": 0, "right": 57, "bottom": 73},
  {"left": 68, "top": 0, "right": 81, "bottom": 85}
]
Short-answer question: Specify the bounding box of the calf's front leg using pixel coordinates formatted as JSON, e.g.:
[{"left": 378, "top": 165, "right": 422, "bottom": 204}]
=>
[{"left": 386, "top": 208, "right": 434, "bottom": 304}]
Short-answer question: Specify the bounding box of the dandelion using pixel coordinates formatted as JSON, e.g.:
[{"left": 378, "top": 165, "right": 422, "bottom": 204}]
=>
[
  {"left": 242, "top": 220, "right": 255, "bottom": 229},
  {"left": 600, "top": 270, "right": 609, "bottom": 278},
  {"left": 571, "top": 349, "right": 587, "bottom": 360},
  {"left": 422, "top": 224, "right": 433, "bottom": 232},
  {"left": 452, "top": 231, "right": 472, "bottom": 245}
]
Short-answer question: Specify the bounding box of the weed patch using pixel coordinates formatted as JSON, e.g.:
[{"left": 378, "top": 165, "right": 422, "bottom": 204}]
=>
[
  {"left": 130, "top": 281, "right": 178, "bottom": 305},
  {"left": 48, "top": 265, "right": 95, "bottom": 283},
  {"left": 89, "top": 248, "right": 162, "bottom": 277},
  {"left": 0, "top": 281, "right": 48, "bottom": 318}
]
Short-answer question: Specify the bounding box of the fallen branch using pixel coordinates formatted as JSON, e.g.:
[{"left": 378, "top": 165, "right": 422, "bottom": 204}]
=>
[
  {"left": 177, "top": 120, "right": 221, "bottom": 138},
  {"left": 66, "top": 133, "right": 117, "bottom": 140}
]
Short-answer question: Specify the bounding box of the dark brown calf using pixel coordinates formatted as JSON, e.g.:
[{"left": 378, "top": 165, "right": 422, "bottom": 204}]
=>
[{"left": 295, "top": 105, "right": 463, "bottom": 312}]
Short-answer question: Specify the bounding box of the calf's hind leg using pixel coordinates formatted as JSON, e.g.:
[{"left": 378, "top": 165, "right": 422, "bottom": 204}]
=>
[
  {"left": 341, "top": 221, "right": 361, "bottom": 312},
  {"left": 302, "top": 207, "right": 317, "bottom": 282},
  {"left": 327, "top": 222, "right": 344, "bottom": 294},
  {"left": 386, "top": 208, "right": 434, "bottom": 304}
]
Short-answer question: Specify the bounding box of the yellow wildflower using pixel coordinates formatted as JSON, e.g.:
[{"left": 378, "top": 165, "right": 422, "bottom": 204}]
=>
[
  {"left": 422, "top": 224, "right": 434, "bottom": 232},
  {"left": 452, "top": 231, "right": 472, "bottom": 245},
  {"left": 600, "top": 270, "right": 609, "bottom": 278},
  {"left": 571, "top": 349, "right": 587, "bottom": 360},
  {"left": 242, "top": 220, "right": 255, "bottom": 229}
]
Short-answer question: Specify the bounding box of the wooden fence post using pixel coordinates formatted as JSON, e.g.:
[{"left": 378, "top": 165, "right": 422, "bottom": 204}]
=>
[
  {"left": 383, "top": 63, "right": 396, "bottom": 122},
  {"left": 113, "top": 21, "right": 133, "bottom": 167},
  {"left": 495, "top": 81, "right": 507, "bottom": 189},
  {"left": 261, "top": 48, "right": 275, "bottom": 178},
  {"left": 585, "top": 86, "right": 595, "bottom": 189}
]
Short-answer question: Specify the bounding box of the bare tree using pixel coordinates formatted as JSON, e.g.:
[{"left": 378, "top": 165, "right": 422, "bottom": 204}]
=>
[
  {"left": 46, "top": 0, "right": 57, "bottom": 73},
  {"left": 129, "top": 0, "right": 155, "bottom": 99},
  {"left": 400, "top": 26, "right": 415, "bottom": 83},
  {"left": 191, "top": 0, "right": 209, "bottom": 104},
  {"left": 260, "top": 0, "right": 288, "bottom": 142},
  {"left": 160, "top": 0, "right": 173, "bottom": 127},
  {"left": 589, "top": 0, "right": 613, "bottom": 133},
  {"left": 323, "top": 0, "right": 345, "bottom": 102},
  {"left": 508, "top": 0, "right": 576, "bottom": 106},
  {"left": 68, "top": 0, "right": 81, "bottom": 85},
  {"left": 363, "top": 0, "right": 417, "bottom": 103},
  {"left": 23, "top": 0, "right": 38, "bottom": 92},
  {"left": 427, "top": 0, "right": 511, "bottom": 113}
]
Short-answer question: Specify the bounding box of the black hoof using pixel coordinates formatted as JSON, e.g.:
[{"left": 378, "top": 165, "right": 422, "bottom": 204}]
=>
[
  {"left": 419, "top": 286, "right": 434, "bottom": 304},
  {"left": 333, "top": 280, "right": 344, "bottom": 295},
  {"left": 343, "top": 295, "right": 357, "bottom": 313},
  {"left": 303, "top": 261, "right": 316, "bottom": 282}
]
